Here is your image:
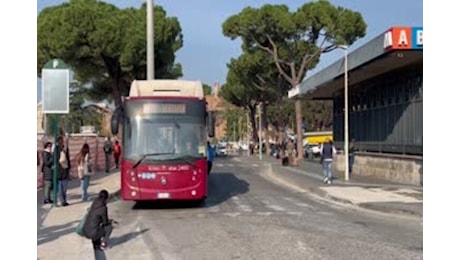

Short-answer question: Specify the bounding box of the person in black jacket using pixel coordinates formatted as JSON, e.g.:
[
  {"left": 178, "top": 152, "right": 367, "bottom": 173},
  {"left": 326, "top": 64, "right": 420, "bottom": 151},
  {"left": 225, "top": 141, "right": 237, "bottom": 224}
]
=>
[
  {"left": 42, "top": 142, "right": 54, "bottom": 204},
  {"left": 83, "top": 189, "right": 117, "bottom": 250},
  {"left": 57, "top": 136, "right": 71, "bottom": 207}
]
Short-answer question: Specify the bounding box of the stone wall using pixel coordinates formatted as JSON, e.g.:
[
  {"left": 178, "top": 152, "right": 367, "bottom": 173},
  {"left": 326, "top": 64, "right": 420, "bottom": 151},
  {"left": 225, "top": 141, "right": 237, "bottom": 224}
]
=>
[{"left": 333, "top": 153, "right": 423, "bottom": 186}]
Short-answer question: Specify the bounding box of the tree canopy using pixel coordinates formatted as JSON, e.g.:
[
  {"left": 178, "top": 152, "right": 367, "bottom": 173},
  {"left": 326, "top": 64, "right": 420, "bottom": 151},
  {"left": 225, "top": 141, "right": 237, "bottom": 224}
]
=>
[
  {"left": 222, "top": 0, "right": 366, "bottom": 158},
  {"left": 203, "top": 83, "right": 212, "bottom": 96},
  {"left": 219, "top": 50, "right": 291, "bottom": 142},
  {"left": 37, "top": 0, "right": 183, "bottom": 106}
]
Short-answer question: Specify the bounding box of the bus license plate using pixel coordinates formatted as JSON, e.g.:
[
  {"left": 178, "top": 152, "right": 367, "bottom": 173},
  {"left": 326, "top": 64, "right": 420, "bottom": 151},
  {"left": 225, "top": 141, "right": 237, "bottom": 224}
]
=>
[{"left": 157, "top": 193, "right": 170, "bottom": 199}]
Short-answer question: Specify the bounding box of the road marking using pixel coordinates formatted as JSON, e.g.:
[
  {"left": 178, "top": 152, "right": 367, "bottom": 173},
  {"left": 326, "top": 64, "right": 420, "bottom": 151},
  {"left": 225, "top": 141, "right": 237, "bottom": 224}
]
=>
[
  {"left": 136, "top": 217, "right": 181, "bottom": 260},
  {"left": 231, "top": 196, "right": 253, "bottom": 212},
  {"left": 282, "top": 197, "right": 316, "bottom": 210},
  {"left": 286, "top": 211, "right": 303, "bottom": 216},
  {"left": 206, "top": 205, "right": 220, "bottom": 212},
  {"left": 316, "top": 211, "right": 333, "bottom": 216},
  {"left": 215, "top": 163, "right": 224, "bottom": 167},
  {"left": 296, "top": 240, "right": 308, "bottom": 252},
  {"left": 260, "top": 199, "right": 285, "bottom": 211},
  {"left": 226, "top": 163, "right": 234, "bottom": 167},
  {"left": 255, "top": 212, "right": 272, "bottom": 216},
  {"left": 251, "top": 163, "right": 259, "bottom": 167},
  {"left": 223, "top": 212, "right": 241, "bottom": 217}
]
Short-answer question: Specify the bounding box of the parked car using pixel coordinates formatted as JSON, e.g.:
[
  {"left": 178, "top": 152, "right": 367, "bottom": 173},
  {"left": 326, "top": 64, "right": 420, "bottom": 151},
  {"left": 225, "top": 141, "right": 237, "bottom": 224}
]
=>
[
  {"left": 216, "top": 144, "right": 227, "bottom": 157},
  {"left": 304, "top": 144, "right": 321, "bottom": 159}
]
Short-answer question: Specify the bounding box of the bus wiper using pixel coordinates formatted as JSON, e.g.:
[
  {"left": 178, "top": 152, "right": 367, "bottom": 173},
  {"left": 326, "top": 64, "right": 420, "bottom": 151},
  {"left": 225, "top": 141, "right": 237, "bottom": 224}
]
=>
[
  {"left": 132, "top": 152, "right": 174, "bottom": 169},
  {"left": 173, "top": 156, "right": 198, "bottom": 169}
]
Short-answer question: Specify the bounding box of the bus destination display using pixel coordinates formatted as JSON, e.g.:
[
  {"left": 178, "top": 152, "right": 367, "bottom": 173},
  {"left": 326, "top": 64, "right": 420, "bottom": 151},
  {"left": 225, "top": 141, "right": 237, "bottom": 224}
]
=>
[{"left": 143, "top": 103, "right": 186, "bottom": 114}]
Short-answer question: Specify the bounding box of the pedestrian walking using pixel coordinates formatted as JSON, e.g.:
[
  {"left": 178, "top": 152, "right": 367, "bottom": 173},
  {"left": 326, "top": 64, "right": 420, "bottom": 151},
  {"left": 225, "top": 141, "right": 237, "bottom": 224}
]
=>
[
  {"left": 320, "top": 138, "right": 337, "bottom": 184},
  {"left": 349, "top": 139, "right": 356, "bottom": 175},
  {"left": 113, "top": 140, "right": 121, "bottom": 169},
  {"left": 57, "top": 136, "right": 71, "bottom": 206},
  {"left": 207, "top": 141, "right": 215, "bottom": 175},
  {"left": 286, "top": 138, "right": 295, "bottom": 165},
  {"left": 76, "top": 143, "right": 92, "bottom": 201},
  {"left": 83, "top": 189, "right": 118, "bottom": 251},
  {"left": 103, "top": 137, "right": 113, "bottom": 173},
  {"left": 42, "top": 142, "right": 54, "bottom": 204}
]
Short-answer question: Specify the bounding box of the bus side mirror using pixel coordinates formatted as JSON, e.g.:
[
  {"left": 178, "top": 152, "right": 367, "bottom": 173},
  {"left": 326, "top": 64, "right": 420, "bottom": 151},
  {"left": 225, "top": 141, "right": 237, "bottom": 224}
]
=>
[
  {"left": 207, "top": 111, "right": 215, "bottom": 138},
  {"left": 111, "top": 106, "right": 122, "bottom": 135}
]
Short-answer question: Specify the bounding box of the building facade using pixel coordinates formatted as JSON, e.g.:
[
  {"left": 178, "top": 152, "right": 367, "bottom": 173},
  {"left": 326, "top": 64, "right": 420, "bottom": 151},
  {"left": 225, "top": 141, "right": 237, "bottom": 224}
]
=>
[{"left": 289, "top": 26, "right": 423, "bottom": 185}]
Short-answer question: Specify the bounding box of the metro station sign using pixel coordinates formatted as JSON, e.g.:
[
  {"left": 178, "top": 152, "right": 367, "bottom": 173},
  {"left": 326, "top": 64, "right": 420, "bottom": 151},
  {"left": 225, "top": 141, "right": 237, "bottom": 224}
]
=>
[{"left": 383, "top": 26, "right": 423, "bottom": 50}]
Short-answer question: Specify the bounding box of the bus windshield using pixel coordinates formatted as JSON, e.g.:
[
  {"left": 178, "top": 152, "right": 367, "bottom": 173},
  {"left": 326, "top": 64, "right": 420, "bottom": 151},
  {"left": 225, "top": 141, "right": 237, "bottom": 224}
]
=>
[{"left": 122, "top": 100, "right": 206, "bottom": 162}]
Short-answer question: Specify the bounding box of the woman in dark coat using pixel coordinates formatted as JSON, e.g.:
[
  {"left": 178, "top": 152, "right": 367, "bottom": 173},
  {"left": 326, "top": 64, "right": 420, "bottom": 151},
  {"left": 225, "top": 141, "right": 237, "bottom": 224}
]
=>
[{"left": 83, "top": 190, "right": 117, "bottom": 250}]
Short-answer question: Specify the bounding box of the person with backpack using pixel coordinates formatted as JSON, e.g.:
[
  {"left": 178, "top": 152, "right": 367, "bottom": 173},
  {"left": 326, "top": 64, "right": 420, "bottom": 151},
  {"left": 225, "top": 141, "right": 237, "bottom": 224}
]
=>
[
  {"left": 103, "top": 137, "right": 113, "bottom": 173},
  {"left": 83, "top": 189, "right": 118, "bottom": 251},
  {"left": 320, "top": 138, "right": 337, "bottom": 184}
]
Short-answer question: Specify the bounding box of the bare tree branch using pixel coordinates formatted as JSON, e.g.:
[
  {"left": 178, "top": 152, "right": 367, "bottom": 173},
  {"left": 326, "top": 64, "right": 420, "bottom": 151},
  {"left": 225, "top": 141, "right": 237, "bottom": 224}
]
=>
[
  {"left": 290, "top": 63, "right": 296, "bottom": 81},
  {"left": 251, "top": 36, "right": 291, "bottom": 66},
  {"left": 264, "top": 34, "right": 295, "bottom": 86},
  {"left": 296, "top": 37, "right": 328, "bottom": 83}
]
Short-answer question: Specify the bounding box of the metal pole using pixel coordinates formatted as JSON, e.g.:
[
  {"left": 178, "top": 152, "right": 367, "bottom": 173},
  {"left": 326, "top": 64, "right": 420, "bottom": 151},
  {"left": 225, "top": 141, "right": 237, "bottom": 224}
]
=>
[
  {"left": 43, "top": 113, "right": 48, "bottom": 146},
  {"left": 238, "top": 116, "right": 242, "bottom": 142},
  {"left": 146, "top": 0, "right": 155, "bottom": 80},
  {"left": 52, "top": 115, "right": 59, "bottom": 207},
  {"left": 258, "top": 104, "right": 262, "bottom": 160},
  {"left": 233, "top": 120, "right": 236, "bottom": 142},
  {"left": 246, "top": 111, "right": 250, "bottom": 156},
  {"left": 344, "top": 47, "right": 350, "bottom": 181}
]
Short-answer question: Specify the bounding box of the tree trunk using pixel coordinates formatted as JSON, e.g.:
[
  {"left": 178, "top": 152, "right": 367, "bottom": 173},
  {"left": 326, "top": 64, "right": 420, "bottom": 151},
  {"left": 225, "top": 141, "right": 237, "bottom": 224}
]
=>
[
  {"left": 295, "top": 98, "right": 303, "bottom": 164},
  {"left": 112, "top": 77, "right": 122, "bottom": 107},
  {"left": 249, "top": 106, "right": 258, "bottom": 143},
  {"left": 261, "top": 102, "right": 271, "bottom": 155}
]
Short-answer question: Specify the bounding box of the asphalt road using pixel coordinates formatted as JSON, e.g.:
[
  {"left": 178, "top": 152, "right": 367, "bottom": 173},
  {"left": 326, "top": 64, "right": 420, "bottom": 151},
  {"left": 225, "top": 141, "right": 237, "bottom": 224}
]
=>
[{"left": 100, "top": 157, "right": 422, "bottom": 260}]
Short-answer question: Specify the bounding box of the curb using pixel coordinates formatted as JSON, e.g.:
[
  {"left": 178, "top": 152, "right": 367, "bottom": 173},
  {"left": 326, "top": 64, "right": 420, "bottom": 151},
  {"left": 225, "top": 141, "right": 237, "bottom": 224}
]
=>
[
  {"left": 357, "top": 202, "right": 423, "bottom": 218},
  {"left": 234, "top": 155, "right": 423, "bottom": 190},
  {"left": 255, "top": 160, "right": 423, "bottom": 220}
]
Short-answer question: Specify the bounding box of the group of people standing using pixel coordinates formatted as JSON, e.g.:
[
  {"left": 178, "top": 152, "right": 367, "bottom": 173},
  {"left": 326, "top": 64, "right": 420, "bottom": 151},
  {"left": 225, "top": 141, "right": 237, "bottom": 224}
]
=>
[
  {"left": 41, "top": 136, "right": 72, "bottom": 206},
  {"left": 40, "top": 136, "right": 122, "bottom": 205}
]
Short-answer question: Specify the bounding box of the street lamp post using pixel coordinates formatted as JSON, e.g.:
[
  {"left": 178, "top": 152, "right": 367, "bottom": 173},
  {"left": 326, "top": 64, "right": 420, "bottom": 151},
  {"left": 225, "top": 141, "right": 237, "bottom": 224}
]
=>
[
  {"left": 338, "top": 45, "right": 349, "bottom": 181},
  {"left": 146, "top": 0, "right": 155, "bottom": 80}
]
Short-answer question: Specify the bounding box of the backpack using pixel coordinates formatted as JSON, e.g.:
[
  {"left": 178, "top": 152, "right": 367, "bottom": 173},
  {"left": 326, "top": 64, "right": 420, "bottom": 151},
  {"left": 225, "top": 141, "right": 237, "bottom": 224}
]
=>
[
  {"left": 75, "top": 211, "right": 88, "bottom": 237},
  {"left": 104, "top": 142, "right": 112, "bottom": 153}
]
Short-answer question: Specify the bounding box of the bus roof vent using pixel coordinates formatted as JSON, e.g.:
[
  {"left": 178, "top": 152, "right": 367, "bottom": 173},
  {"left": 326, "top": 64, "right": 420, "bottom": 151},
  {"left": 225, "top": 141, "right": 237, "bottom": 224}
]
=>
[{"left": 130, "top": 80, "right": 204, "bottom": 98}]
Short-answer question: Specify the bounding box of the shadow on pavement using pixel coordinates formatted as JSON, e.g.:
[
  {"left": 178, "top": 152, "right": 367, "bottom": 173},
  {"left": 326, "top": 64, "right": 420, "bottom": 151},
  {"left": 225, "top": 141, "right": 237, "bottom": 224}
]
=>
[
  {"left": 94, "top": 249, "right": 107, "bottom": 260},
  {"left": 93, "top": 228, "right": 149, "bottom": 260},
  {"left": 37, "top": 219, "right": 80, "bottom": 245},
  {"left": 130, "top": 172, "right": 249, "bottom": 210},
  {"left": 37, "top": 190, "right": 53, "bottom": 236},
  {"left": 206, "top": 172, "right": 249, "bottom": 207},
  {"left": 110, "top": 228, "right": 150, "bottom": 247}
]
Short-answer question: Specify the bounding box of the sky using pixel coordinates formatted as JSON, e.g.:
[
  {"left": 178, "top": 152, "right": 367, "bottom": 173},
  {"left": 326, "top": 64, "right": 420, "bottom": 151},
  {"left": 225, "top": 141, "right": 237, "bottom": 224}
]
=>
[{"left": 36, "top": 0, "right": 423, "bottom": 101}]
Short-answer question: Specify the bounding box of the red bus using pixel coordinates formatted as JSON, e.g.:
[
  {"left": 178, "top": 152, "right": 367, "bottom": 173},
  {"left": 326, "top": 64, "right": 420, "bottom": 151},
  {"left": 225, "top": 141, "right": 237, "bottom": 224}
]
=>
[{"left": 110, "top": 80, "right": 215, "bottom": 203}]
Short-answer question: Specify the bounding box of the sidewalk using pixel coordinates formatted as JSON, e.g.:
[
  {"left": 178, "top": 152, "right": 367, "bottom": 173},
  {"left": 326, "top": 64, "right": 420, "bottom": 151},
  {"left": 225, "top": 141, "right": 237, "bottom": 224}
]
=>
[
  {"left": 37, "top": 170, "right": 120, "bottom": 260},
  {"left": 232, "top": 154, "right": 423, "bottom": 219}
]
